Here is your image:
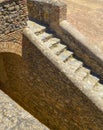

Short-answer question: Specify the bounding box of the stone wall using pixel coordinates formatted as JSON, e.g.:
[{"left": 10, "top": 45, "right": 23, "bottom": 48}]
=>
[
  {"left": 0, "top": 29, "right": 23, "bottom": 44},
  {"left": 0, "top": 0, "right": 28, "bottom": 36},
  {"left": 0, "top": 53, "right": 50, "bottom": 130},
  {"left": 27, "top": 0, "right": 67, "bottom": 29},
  {"left": 1, "top": 33, "right": 103, "bottom": 130},
  {"left": 1, "top": 18, "right": 103, "bottom": 130},
  {"left": 1, "top": 0, "right": 103, "bottom": 129}
]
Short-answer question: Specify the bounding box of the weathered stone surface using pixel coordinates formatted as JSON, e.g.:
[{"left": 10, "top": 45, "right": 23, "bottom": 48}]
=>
[
  {"left": 0, "top": 30, "right": 23, "bottom": 44},
  {"left": 0, "top": 0, "right": 28, "bottom": 35},
  {"left": 27, "top": 0, "right": 67, "bottom": 28},
  {"left": 0, "top": 90, "right": 50, "bottom": 130}
]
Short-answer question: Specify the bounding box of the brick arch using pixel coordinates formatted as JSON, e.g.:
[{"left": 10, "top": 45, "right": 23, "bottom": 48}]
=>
[{"left": 0, "top": 42, "right": 22, "bottom": 56}]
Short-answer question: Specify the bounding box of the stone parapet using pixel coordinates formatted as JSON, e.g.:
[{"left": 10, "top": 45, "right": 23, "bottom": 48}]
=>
[
  {"left": 0, "top": 0, "right": 28, "bottom": 36},
  {"left": 27, "top": 0, "right": 67, "bottom": 29}
]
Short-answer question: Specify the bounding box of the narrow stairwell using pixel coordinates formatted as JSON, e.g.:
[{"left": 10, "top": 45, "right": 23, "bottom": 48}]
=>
[{"left": 26, "top": 20, "right": 103, "bottom": 111}]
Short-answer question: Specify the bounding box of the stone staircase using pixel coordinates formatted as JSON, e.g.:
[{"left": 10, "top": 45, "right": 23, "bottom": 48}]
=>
[{"left": 27, "top": 20, "right": 103, "bottom": 110}]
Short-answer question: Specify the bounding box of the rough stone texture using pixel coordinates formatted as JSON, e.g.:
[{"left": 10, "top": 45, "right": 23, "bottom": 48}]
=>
[
  {"left": 0, "top": 42, "right": 22, "bottom": 55},
  {"left": 0, "top": 90, "right": 50, "bottom": 130},
  {"left": 0, "top": 30, "right": 23, "bottom": 44},
  {"left": 27, "top": 0, "right": 67, "bottom": 29},
  {"left": 0, "top": 0, "right": 28, "bottom": 50},
  {"left": 0, "top": 0, "right": 28, "bottom": 36}
]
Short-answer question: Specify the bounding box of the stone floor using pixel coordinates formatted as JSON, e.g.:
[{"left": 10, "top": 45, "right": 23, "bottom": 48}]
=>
[{"left": 0, "top": 90, "right": 50, "bottom": 130}]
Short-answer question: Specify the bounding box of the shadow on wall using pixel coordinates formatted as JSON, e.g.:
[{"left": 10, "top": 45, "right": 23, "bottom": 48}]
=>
[
  {"left": 0, "top": 81, "right": 4, "bottom": 87},
  {"left": 0, "top": 43, "right": 54, "bottom": 128},
  {"left": 0, "top": 51, "right": 46, "bottom": 110},
  {"left": 0, "top": 38, "right": 77, "bottom": 130}
]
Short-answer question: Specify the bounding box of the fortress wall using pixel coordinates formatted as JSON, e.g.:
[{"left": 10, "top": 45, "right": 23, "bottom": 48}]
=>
[
  {"left": 1, "top": 27, "right": 103, "bottom": 130},
  {"left": 0, "top": 0, "right": 103, "bottom": 129},
  {"left": 27, "top": 0, "right": 103, "bottom": 80},
  {"left": 0, "top": 0, "right": 28, "bottom": 44},
  {"left": 12, "top": 31, "right": 103, "bottom": 130}
]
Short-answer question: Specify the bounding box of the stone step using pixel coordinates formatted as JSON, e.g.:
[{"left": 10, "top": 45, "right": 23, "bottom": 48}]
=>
[
  {"left": 58, "top": 50, "right": 73, "bottom": 62},
  {"left": 82, "top": 75, "right": 99, "bottom": 89},
  {"left": 51, "top": 44, "right": 66, "bottom": 55},
  {"left": 27, "top": 20, "right": 102, "bottom": 90},
  {"left": 37, "top": 32, "right": 53, "bottom": 42},
  {"left": 44, "top": 38, "right": 60, "bottom": 48},
  {"left": 74, "top": 67, "right": 90, "bottom": 81},
  {"left": 66, "top": 57, "right": 83, "bottom": 73},
  {"left": 26, "top": 20, "right": 103, "bottom": 111},
  {"left": 92, "top": 83, "right": 103, "bottom": 98},
  {"left": 93, "top": 83, "right": 103, "bottom": 92},
  {"left": 27, "top": 20, "right": 46, "bottom": 34}
]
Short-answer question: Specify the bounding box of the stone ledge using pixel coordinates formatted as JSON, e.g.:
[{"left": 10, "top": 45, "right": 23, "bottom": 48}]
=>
[{"left": 0, "top": 90, "right": 50, "bottom": 130}]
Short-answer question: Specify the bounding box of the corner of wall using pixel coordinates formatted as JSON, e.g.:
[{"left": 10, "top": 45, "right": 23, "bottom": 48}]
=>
[{"left": 27, "top": 0, "right": 67, "bottom": 29}]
